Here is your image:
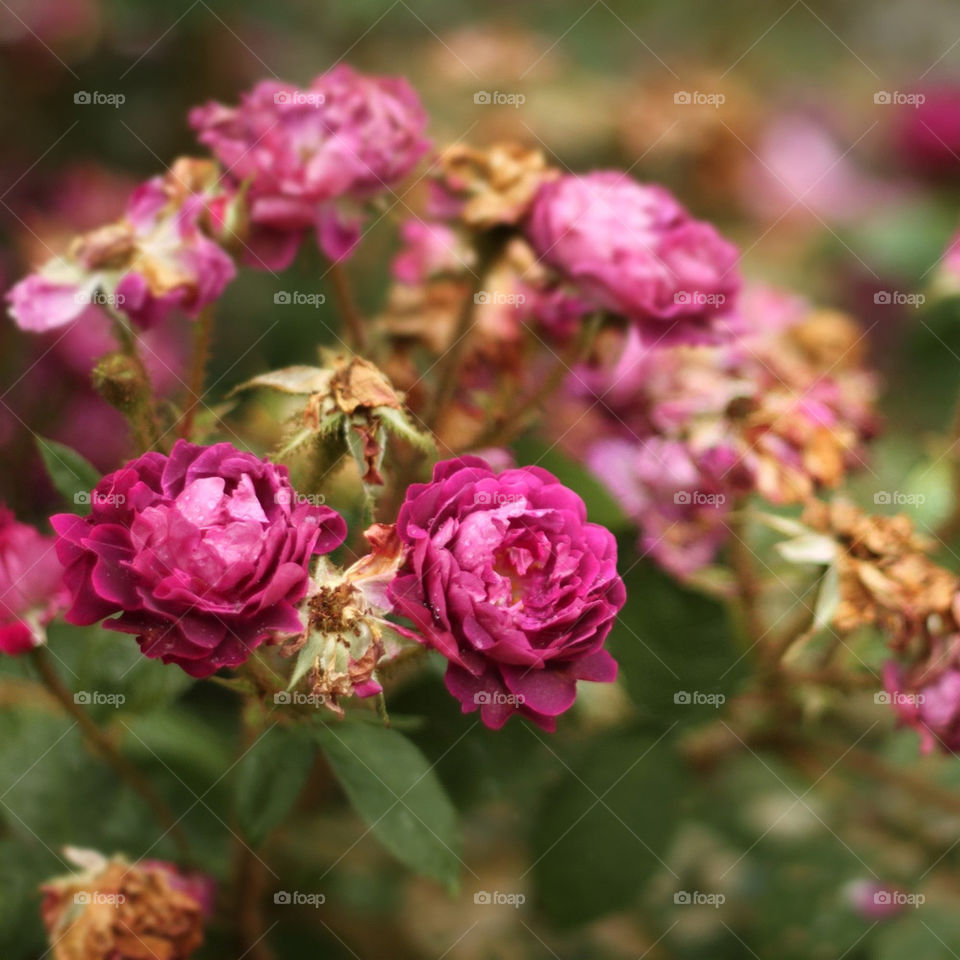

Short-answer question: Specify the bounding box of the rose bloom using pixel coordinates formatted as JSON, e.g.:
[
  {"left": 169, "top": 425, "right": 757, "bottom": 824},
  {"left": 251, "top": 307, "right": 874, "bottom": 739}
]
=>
[
  {"left": 525, "top": 171, "right": 741, "bottom": 345},
  {"left": 0, "top": 506, "right": 68, "bottom": 654},
  {"left": 52, "top": 440, "right": 346, "bottom": 677},
  {"left": 7, "top": 161, "right": 235, "bottom": 333},
  {"left": 190, "top": 65, "right": 430, "bottom": 266},
  {"left": 388, "top": 457, "right": 625, "bottom": 730},
  {"left": 883, "top": 661, "right": 960, "bottom": 754}
]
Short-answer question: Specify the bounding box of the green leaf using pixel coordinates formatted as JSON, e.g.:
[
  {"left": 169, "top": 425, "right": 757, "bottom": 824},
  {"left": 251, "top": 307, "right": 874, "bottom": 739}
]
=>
[
  {"left": 315, "top": 721, "right": 461, "bottom": 888},
  {"left": 37, "top": 437, "right": 102, "bottom": 513},
  {"left": 235, "top": 725, "right": 316, "bottom": 846},
  {"left": 531, "top": 730, "right": 687, "bottom": 926},
  {"left": 608, "top": 559, "right": 748, "bottom": 727}
]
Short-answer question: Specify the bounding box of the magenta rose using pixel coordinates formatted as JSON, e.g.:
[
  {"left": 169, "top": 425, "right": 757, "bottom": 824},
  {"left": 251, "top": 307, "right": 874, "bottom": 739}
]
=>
[
  {"left": 190, "top": 65, "right": 430, "bottom": 266},
  {"left": 883, "top": 661, "right": 960, "bottom": 754},
  {"left": 525, "top": 171, "right": 741, "bottom": 345},
  {"left": 387, "top": 457, "right": 625, "bottom": 730},
  {"left": 0, "top": 506, "right": 68, "bottom": 654},
  {"left": 51, "top": 440, "right": 346, "bottom": 677}
]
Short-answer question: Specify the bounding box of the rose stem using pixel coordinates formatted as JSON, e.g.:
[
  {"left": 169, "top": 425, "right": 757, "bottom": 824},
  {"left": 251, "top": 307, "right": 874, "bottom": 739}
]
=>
[
  {"left": 108, "top": 311, "right": 162, "bottom": 450},
  {"left": 423, "top": 231, "right": 505, "bottom": 432},
  {"left": 177, "top": 304, "right": 215, "bottom": 441},
  {"left": 29, "top": 646, "right": 191, "bottom": 859},
  {"left": 467, "top": 311, "right": 603, "bottom": 452},
  {"left": 328, "top": 261, "right": 368, "bottom": 353},
  {"left": 726, "top": 504, "right": 766, "bottom": 651}
]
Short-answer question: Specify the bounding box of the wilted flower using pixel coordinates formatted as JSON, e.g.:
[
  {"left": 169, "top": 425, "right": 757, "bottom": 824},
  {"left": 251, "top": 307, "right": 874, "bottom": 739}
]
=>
[
  {"left": 40, "top": 848, "right": 210, "bottom": 960},
  {"left": 7, "top": 159, "right": 235, "bottom": 333},
  {"left": 282, "top": 524, "right": 407, "bottom": 715},
  {"left": 190, "top": 65, "right": 430, "bottom": 265},
  {"left": 52, "top": 440, "right": 347, "bottom": 677},
  {"left": 432, "top": 142, "right": 557, "bottom": 228},
  {"left": 387, "top": 457, "right": 625, "bottom": 730},
  {"left": 0, "top": 505, "right": 68, "bottom": 654},
  {"left": 525, "top": 171, "right": 742, "bottom": 345}
]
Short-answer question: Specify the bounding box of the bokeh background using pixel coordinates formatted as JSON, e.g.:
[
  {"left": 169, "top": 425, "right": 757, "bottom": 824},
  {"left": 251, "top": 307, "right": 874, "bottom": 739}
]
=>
[{"left": 5, "top": 1, "right": 960, "bottom": 958}]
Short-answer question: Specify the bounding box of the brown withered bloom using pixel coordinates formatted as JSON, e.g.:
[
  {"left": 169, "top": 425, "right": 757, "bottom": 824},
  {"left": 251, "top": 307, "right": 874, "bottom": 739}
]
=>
[
  {"left": 437, "top": 142, "right": 557, "bottom": 228},
  {"left": 802, "top": 499, "right": 957, "bottom": 643},
  {"left": 41, "top": 853, "right": 207, "bottom": 960}
]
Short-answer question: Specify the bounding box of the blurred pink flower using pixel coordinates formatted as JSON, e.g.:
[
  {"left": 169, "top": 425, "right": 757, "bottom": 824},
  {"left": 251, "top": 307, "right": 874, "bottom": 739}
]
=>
[
  {"left": 191, "top": 65, "right": 430, "bottom": 265},
  {"left": 0, "top": 505, "right": 67, "bottom": 654}
]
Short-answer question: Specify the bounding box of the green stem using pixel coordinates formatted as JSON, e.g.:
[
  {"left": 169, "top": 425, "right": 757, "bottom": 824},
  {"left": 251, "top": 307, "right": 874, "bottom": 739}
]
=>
[
  {"left": 328, "top": 261, "right": 367, "bottom": 354},
  {"left": 177, "top": 306, "right": 215, "bottom": 441},
  {"left": 30, "top": 647, "right": 190, "bottom": 859}
]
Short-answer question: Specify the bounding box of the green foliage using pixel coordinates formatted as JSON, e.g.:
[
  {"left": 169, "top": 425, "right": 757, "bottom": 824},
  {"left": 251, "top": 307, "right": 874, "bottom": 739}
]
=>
[
  {"left": 36, "top": 437, "right": 101, "bottom": 514},
  {"left": 315, "top": 721, "right": 462, "bottom": 889}
]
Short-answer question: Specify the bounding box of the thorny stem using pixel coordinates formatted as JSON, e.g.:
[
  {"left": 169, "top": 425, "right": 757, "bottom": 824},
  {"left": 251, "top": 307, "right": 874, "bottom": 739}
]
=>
[
  {"left": 29, "top": 647, "right": 191, "bottom": 860},
  {"left": 727, "top": 504, "right": 766, "bottom": 652},
  {"left": 177, "top": 305, "right": 215, "bottom": 441},
  {"left": 108, "top": 313, "right": 161, "bottom": 450},
  {"left": 328, "top": 261, "right": 368, "bottom": 354}
]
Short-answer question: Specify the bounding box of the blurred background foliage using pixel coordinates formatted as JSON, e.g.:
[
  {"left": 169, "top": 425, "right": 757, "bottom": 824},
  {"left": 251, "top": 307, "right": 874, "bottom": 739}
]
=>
[{"left": 5, "top": 0, "right": 960, "bottom": 957}]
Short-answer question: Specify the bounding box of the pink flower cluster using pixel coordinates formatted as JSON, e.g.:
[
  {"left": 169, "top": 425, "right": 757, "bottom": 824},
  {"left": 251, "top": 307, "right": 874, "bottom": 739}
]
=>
[
  {"left": 191, "top": 65, "right": 430, "bottom": 266},
  {"left": 556, "top": 289, "right": 877, "bottom": 577}
]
